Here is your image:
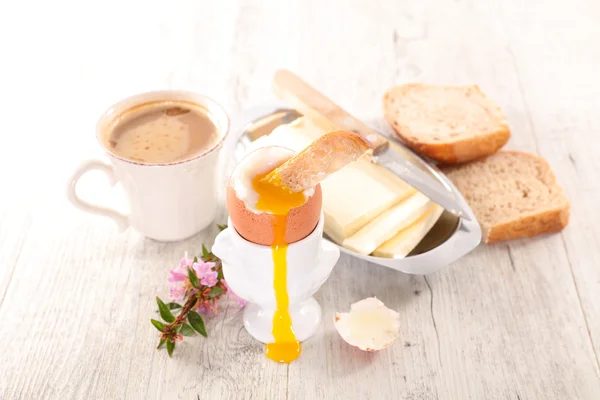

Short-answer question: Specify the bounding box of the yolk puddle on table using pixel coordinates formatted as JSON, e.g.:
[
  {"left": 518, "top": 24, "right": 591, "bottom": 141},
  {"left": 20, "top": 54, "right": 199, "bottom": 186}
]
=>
[{"left": 252, "top": 171, "right": 306, "bottom": 363}]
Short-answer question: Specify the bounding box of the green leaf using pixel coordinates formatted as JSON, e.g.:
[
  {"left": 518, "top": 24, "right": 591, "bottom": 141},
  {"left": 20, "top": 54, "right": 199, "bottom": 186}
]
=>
[
  {"left": 156, "top": 297, "right": 175, "bottom": 323},
  {"left": 157, "top": 339, "right": 166, "bottom": 349},
  {"left": 167, "top": 302, "right": 182, "bottom": 311},
  {"left": 193, "top": 256, "right": 198, "bottom": 263},
  {"left": 217, "top": 267, "right": 223, "bottom": 281},
  {"left": 188, "top": 267, "right": 199, "bottom": 287},
  {"left": 208, "top": 286, "right": 225, "bottom": 299},
  {"left": 166, "top": 340, "right": 175, "bottom": 357},
  {"left": 151, "top": 319, "right": 165, "bottom": 331},
  {"left": 188, "top": 311, "right": 208, "bottom": 337},
  {"left": 202, "top": 244, "right": 210, "bottom": 259},
  {"left": 217, "top": 224, "right": 227, "bottom": 232},
  {"left": 180, "top": 323, "right": 196, "bottom": 337},
  {"left": 155, "top": 302, "right": 182, "bottom": 314}
]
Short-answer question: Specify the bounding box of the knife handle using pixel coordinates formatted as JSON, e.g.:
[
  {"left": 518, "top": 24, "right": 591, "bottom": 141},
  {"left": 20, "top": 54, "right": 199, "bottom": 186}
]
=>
[{"left": 272, "top": 69, "right": 389, "bottom": 152}]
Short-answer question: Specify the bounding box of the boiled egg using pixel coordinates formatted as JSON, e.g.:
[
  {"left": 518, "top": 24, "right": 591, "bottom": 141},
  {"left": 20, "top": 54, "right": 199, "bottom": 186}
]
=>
[{"left": 227, "top": 146, "right": 322, "bottom": 245}]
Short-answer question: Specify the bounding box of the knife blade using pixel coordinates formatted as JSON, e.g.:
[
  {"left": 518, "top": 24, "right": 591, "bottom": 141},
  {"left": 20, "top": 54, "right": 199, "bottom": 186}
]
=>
[
  {"left": 271, "top": 69, "right": 471, "bottom": 220},
  {"left": 370, "top": 149, "right": 470, "bottom": 220}
]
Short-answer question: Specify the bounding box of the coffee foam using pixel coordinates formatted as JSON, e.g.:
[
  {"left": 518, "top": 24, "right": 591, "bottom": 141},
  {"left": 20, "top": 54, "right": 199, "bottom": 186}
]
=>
[{"left": 103, "top": 100, "right": 220, "bottom": 164}]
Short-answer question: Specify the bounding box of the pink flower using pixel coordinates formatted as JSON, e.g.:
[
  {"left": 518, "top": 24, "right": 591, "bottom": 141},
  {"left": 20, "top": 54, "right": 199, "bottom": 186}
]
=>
[
  {"left": 222, "top": 279, "right": 247, "bottom": 307},
  {"left": 200, "top": 270, "right": 218, "bottom": 287},
  {"left": 168, "top": 252, "right": 194, "bottom": 283},
  {"left": 180, "top": 251, "right": 193, "bottom": 267},
  {"left": 190, "top": 259, "right": 219, "bottom": 287},
  {"left": 192, "top": 260, "right": 215, "bottom": 278},
  {"left": 168, "top": 269, "right": 187, "bottom": 283},
  {"left": 168, "top": 284, "right": 186, "bottom": 302}
]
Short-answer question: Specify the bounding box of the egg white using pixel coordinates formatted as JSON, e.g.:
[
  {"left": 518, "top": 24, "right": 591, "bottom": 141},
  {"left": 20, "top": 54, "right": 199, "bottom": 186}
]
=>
[{"left": 231, "top": 145, "right": 314, "bottom": 214}]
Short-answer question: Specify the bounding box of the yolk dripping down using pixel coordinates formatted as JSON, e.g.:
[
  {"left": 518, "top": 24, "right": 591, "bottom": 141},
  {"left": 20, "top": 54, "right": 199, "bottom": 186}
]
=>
[{"left": 252, "top": 170, "right": 306, "bottom": 363}]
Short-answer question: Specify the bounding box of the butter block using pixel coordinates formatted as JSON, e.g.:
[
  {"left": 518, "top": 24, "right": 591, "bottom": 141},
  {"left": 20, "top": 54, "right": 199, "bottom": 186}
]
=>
[
  {"left": 249, "top": 119, "right": 314, "bottom": 153},
  {"left": 342, "top": 193, "right": 431, "bottom": 255},
  {"left": 320, "top": 160, "right": 415, "bottom": 243},
  {"left": 373, "top": 204, "right": 444, "bottom": 258}
]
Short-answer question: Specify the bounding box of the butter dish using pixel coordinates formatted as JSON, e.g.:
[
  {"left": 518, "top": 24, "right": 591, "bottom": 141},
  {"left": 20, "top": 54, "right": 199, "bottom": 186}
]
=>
[{"left": 224, "top": 101, "right": 482, "bottom": 275}]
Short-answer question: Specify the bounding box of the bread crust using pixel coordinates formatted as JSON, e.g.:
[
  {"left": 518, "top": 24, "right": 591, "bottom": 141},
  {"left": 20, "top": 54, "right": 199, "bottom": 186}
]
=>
[
  {"left": 485, "top": 202, "right": 570, "bottom": 243},
  {"left": 383, "top": 84, "right": 511, "bottom": 164},
  {"left": 391, "top": 124, "right": 511, "bottom": 164}
]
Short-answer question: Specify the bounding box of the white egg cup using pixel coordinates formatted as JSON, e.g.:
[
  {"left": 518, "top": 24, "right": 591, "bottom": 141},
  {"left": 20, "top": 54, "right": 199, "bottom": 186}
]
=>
[{"left": 212, "top": 214, "right": 340, "bottom": 344}]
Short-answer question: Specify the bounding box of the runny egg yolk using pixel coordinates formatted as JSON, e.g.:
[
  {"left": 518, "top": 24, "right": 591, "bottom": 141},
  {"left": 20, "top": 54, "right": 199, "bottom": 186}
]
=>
[{"left": 252, "top": 170, "right": 306, "bottom": 363}]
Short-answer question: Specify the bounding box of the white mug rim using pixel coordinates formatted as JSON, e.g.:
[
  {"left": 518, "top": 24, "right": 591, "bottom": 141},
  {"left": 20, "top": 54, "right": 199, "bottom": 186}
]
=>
[{"left": 95, "top": 90, "right": 230, "bottom": 167}]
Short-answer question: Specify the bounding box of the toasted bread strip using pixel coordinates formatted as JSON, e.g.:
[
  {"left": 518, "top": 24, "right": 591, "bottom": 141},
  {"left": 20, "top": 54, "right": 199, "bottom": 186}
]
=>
[{"left": 261, "top": 130, "right": 373, "bottom": 192}]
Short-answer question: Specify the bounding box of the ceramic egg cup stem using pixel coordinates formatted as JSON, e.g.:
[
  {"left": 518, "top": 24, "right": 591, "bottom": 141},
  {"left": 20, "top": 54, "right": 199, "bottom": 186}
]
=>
[
  {"left": 212, "top": 214, "right": 340, "bottom": 345},
  {"left": 243, "top": 297, "right": 322, "bottom": 344}
]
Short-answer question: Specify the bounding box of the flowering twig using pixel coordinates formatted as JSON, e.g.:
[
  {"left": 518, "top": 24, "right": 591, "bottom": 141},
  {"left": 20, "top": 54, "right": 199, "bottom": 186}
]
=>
[{"left": 150, "top": 224, "right": 246, "bottom": 356}]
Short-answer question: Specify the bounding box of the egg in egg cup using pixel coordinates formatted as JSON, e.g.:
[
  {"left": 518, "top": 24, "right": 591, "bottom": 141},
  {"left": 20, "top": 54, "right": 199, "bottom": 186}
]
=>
[{"left": 213, "top": 132, "right": 372, "bottom": 362}]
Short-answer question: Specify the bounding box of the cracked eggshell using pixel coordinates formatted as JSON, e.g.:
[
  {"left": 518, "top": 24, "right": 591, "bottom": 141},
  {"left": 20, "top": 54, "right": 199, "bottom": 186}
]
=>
[{"left": 333, "top": 297, "right": 400, "bottom": 352}]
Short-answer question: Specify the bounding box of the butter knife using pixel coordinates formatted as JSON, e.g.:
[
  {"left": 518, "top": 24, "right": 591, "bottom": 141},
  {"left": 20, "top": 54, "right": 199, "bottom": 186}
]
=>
[{"left": 271, "top": 69, "right": 470, "bottom": 220}]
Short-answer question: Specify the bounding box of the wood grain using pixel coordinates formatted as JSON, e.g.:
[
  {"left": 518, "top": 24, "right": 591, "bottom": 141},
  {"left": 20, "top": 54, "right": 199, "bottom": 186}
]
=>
[
  {"left": 499, "top": 0, "right": 600, "bottom": 373},
  {"left": 1, "top": 0, "right": 600, "bottom": 399},
  {"left": 0, "top": 208, "right": 31, "bottom": 310}
]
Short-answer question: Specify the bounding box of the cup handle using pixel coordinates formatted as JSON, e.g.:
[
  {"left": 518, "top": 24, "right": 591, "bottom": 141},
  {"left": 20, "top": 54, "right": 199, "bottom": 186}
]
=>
[{"left": 66, "top": 159, "right": 129, "bottom": 232}]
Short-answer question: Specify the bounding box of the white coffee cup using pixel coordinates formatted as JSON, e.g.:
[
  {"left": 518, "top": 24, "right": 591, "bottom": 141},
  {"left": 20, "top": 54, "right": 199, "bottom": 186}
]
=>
[{"left": 67, "top": 90, "right": 230, "bottom": 242}]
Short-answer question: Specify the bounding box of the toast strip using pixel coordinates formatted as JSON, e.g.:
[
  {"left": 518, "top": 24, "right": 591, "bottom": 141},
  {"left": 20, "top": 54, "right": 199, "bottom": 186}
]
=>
[{"left": 261, "top": 130, "right": 373, "bottom": 192}]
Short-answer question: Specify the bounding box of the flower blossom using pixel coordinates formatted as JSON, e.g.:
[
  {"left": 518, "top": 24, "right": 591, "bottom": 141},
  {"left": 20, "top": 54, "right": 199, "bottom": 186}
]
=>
[
  {"left": 169, "top": 284, "right": 186, "bottom": 302},
  {"left": 168, "top": 251, "right": 194, "bottom": 283},
  {"left": 192, "top": 259, "right": 218, "bottom": 287}
]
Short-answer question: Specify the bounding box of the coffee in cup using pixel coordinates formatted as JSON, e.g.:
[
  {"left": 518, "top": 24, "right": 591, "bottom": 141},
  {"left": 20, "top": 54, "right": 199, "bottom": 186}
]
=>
[{"left": 103, "top": 100, "right": 221, "bottom": 165}]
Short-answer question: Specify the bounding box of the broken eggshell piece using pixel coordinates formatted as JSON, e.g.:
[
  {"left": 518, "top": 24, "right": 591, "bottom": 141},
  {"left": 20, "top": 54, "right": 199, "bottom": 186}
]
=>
[{"left": 334, "top": 297, "right": 400, "bottom": 352}]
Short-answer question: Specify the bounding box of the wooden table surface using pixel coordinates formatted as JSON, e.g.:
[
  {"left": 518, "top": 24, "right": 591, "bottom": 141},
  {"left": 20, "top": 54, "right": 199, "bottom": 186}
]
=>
[{"left": 2, "top": 0, "right": 600, "bottom": 399}]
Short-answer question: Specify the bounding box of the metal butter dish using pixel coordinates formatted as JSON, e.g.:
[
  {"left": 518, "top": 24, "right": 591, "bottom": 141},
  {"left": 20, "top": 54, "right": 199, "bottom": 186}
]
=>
[{"left": 224, "top": 101, "right": 482, "bottom": 275}]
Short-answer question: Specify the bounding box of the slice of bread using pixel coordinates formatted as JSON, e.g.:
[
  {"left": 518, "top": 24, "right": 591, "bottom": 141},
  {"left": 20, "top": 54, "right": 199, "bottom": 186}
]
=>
[
  {"left": 383, "top": 84, "right": 511, "bottom": 164},
  {"left": 442, "top": 151, "right": 570, "bottom": 243}
]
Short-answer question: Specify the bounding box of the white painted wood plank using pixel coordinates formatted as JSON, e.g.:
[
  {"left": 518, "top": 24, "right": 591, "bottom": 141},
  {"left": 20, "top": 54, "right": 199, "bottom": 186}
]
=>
[
  {"left": 0, "top": 213, "right": 139, "bottom": 398},
  {"left": 499, "top": 0, "right": 600, "bottom": 375},
  {"left": 0, "top": 208, "right": 31, "bottom": 308}
]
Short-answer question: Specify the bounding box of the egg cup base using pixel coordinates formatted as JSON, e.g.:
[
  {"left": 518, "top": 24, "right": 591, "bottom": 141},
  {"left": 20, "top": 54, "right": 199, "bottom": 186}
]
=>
[
  {"left": 243, "top": 296, "right": 322, "bottom": 344},
  {"left": 212, "top": 214, "right": 339, "bottom": 346}
]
